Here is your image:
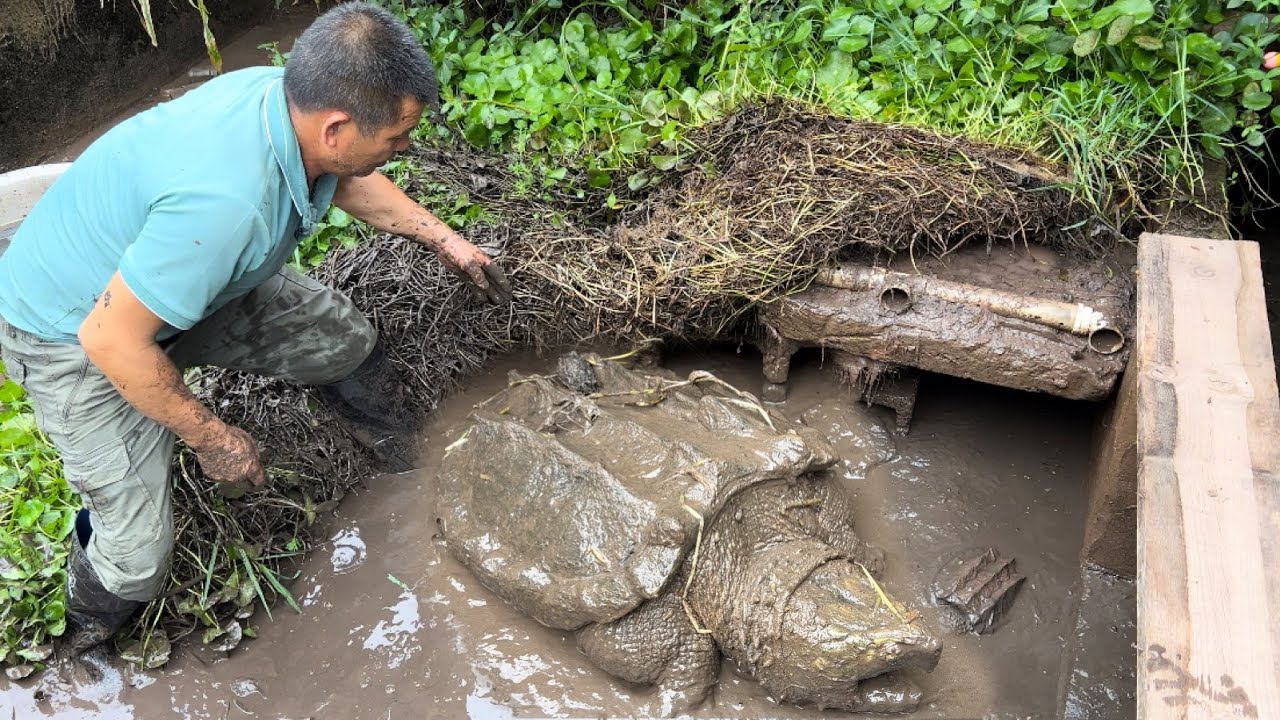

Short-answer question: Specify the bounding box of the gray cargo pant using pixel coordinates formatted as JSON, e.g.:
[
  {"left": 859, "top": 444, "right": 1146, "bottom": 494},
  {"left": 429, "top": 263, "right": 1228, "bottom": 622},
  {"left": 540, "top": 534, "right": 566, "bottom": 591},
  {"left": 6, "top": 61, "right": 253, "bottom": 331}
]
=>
[{"left": 0, "top": 267, "right": 375, "bottom": 601}]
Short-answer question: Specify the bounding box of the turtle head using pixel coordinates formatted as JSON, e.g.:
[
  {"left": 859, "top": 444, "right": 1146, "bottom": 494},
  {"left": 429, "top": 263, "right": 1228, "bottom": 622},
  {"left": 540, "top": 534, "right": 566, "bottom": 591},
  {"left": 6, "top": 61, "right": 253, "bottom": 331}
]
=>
[{"left": 759, "top": 560, "right": 941, "bottom": 710}]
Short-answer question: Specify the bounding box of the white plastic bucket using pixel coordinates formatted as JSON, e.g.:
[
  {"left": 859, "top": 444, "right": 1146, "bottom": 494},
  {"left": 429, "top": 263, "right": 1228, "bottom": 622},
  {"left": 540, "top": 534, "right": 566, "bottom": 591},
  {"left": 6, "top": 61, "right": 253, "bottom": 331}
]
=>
[{"left": 0, "top": 163, "right": 71, "bottom": 243}]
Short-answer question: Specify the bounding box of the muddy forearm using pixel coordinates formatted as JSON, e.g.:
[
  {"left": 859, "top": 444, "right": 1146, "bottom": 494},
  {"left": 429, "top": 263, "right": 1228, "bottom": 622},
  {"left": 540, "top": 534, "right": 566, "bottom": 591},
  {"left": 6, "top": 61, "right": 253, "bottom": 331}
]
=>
[
  {"left": 333, "top": 172, "right": 455, "bottom": 251},
  {"left": 83, "top": 340, "right": 223, "bottom": 449}
]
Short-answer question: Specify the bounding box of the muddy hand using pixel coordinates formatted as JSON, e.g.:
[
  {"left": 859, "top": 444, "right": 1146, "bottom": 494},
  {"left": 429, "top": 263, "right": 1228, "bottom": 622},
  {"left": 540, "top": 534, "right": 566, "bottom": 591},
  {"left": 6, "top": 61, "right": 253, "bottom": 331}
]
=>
[
  {"left": 190, "top": 423, "right": 266, "bottom": 487},
  {"left": 438, "top": 234, "right": 513, "bottom": 305}
]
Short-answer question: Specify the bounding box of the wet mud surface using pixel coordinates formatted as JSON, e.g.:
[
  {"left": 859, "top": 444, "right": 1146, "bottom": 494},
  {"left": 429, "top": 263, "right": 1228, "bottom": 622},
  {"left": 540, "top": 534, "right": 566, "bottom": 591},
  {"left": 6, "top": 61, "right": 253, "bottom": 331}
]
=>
[{"left": 2, "top": 347, "right": 1115, "bottom": 719}]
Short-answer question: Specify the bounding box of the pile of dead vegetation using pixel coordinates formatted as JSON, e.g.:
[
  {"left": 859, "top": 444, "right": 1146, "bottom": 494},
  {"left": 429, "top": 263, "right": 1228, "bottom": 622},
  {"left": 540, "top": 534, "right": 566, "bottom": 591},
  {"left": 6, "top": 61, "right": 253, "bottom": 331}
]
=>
[{"left": 126, "top": 102, "right": 1092, "bottom": 656}]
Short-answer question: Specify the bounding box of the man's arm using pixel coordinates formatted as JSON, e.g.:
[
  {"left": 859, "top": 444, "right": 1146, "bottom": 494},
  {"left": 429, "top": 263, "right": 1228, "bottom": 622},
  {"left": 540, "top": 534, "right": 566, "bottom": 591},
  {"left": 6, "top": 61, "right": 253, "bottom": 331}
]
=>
[
  {"left": 332, "top": 172, "right": 512, "bottom": 303},
  {"left": 78, "top": 271, "right": 264, "bottom": 486}
]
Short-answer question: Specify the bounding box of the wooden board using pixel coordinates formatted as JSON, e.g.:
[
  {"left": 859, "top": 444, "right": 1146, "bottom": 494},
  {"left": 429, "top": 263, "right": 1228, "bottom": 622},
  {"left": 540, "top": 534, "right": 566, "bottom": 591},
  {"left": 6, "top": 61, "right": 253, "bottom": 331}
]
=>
[{"left": 1136, "top": 233, "right": 1280, "bottom": 719}]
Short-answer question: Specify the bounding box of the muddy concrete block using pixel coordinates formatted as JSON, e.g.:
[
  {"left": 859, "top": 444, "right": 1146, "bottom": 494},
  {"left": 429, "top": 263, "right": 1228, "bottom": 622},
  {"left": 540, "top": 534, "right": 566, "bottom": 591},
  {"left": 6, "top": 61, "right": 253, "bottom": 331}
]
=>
[
  {"left": 761, "top": 381, "right": 787, "bottom": 403},
  {"left": 830, "top": 352, "right": 919, "bottom": 433},
  {"left": 760, "top": 245, "right": 1133, "bottom": 401}
]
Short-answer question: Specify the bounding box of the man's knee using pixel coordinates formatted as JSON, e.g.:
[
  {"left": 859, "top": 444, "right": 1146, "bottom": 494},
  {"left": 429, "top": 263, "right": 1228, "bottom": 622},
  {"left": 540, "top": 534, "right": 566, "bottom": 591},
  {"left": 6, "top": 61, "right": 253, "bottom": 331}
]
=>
[
  {"left": 318, "top": 315, "right": 377, "bottom": 382},
  {"left": 88, "top": 517, "right": 174, "bottom": 601}
]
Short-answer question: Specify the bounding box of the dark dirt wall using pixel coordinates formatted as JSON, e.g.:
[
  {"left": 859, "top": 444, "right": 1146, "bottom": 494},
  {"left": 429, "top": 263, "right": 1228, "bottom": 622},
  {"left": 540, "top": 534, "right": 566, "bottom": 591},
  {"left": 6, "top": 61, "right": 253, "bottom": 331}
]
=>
[{"left": 0, "top": 0, "right": 271, "bottom": 172}]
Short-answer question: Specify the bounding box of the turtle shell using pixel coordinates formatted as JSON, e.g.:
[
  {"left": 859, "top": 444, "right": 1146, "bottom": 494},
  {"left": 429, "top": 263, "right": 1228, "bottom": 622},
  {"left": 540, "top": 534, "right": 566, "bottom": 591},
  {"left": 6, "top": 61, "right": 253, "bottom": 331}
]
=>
[{"left": 436, "top": 355, "right": 837, "bottom": 630}]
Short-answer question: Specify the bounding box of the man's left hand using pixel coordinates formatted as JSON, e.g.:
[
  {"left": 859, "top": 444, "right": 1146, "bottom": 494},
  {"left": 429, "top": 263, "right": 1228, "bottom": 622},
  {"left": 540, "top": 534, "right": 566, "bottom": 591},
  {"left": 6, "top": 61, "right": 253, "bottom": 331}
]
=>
[{"left": 437, "top": 233, "right": 513, "bottom": 305}]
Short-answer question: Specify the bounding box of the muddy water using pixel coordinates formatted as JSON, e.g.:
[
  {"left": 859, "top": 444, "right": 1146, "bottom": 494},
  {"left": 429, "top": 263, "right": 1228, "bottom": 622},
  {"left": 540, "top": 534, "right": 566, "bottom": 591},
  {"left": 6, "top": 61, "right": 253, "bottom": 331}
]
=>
[{"left": 2, "top": 346, "right": 1099, "bottom": 719}]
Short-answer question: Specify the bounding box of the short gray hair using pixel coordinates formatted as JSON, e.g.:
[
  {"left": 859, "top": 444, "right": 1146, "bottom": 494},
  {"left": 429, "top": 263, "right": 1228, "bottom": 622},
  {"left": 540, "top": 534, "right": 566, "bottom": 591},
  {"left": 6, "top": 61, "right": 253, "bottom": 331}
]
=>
[{"left": 284, "top": 2, "right": 439, "bottom": 133}]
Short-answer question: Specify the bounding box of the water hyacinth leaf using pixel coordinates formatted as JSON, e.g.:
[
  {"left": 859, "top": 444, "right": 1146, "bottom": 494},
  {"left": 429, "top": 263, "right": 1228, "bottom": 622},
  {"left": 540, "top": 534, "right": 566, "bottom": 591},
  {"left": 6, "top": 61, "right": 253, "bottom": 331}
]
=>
[
  {"left": 16, "top": 644, "right": 53, "bottom": 662},
  {"left": 0, "top": 426, "right": 33, "bottom": 450},
  {"left": 1184, "top": 33, "right": 1221, "bottom": 61},
  {"left": 838, "top": 36, "right": 870, "bottom": 53},
  {"left": 1243, "top": 91, "right": 1272, "bottom": 111},
  {"left": 694, "top": 90, "right": 724, "bottom": 121},
  {"left": 1271, "top": 106, "right": 1280, "bottom": 126},
  {"left": 618, "top": 127, "right": 648, "bottom": 154},
  {"left": 651, "top": 155, "right": 679, "bottom": 171},
  {"left": 0, "top": 378, "right": 25, "bottom": 404},
  {"left": 1015, "top": 24, "right": 1051, "bottom": 43},
  {"left": 1199, "top": 134, "right": 1226, "bottom": 158},
  {"left": 327, "top": 207, "right": 354, "bottom": 229},
  {"left": 202, "top": 624, "right": 226, "bottom": 645},
  {"left": 817, "top": 49, "right": 853, "bottom": 89},
  {"left": 145, "top": 632, "right": 173, "bottom": 668},
  {"left": 209, "top": 620, "right": 243, "bottom": 652},
  {"left": 1091, "top": 0, "right": 1155, "bottom": 27},
  {"left": 1073, "top": 30, "right": 1101, "bottom": 56},
  {"left": 1133, "top": 35, "right": 1163, "bottom": 50},
  {"left": 1107, "top": 15, "right": 1136, "bottom": 46}
]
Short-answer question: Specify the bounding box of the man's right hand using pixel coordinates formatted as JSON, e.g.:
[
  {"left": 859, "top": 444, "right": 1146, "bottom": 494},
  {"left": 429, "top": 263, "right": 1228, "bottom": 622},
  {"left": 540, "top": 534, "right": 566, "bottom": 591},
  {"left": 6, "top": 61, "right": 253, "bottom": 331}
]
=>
[{"left": 188, "top": 424, "right": 266, "bottom": 487}]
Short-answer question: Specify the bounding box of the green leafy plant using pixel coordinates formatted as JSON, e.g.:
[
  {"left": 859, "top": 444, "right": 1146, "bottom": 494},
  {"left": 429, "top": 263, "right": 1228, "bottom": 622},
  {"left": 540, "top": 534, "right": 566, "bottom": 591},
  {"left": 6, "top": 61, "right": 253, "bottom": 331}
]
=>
[
  {"left": 0, "top": 369, "right": 76, "bottom": 677},
  {"left": 375, "top": 0, "right": 1277, "bottom": 225}
]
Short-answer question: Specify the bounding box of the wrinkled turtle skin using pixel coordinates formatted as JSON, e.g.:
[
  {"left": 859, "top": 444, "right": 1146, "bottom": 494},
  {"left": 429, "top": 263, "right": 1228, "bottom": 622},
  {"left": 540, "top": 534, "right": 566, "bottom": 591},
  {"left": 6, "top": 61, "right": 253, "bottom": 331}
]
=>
[{"left": 436, "top": 354, "right": 941, "bottom": 714}]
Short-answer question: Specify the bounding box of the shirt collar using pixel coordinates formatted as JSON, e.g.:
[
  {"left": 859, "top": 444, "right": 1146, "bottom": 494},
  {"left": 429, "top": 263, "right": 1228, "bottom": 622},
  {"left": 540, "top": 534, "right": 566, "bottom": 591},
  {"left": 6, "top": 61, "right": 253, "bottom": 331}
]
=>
[{"left": 262, "top": 79, "right": 338, "bottom": 236}]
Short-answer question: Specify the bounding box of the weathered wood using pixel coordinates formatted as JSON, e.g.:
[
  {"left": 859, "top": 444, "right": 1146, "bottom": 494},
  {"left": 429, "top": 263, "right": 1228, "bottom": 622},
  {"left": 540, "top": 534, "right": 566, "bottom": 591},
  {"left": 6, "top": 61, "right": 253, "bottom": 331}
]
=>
[{"left": 1136, "top": 233, "right": 1280, "bottom": 720}]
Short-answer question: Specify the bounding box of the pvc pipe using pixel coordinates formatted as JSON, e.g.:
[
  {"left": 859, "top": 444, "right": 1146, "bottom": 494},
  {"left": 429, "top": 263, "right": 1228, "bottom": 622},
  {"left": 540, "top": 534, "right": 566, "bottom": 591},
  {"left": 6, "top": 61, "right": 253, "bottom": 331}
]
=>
[{"left": 814, "top": 265, "right": 1126, "bottom": 354}]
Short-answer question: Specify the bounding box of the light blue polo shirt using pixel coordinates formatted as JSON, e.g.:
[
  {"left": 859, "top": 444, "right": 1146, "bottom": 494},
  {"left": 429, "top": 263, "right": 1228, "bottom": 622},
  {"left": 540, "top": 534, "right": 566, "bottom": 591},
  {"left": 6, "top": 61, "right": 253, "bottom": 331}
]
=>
[{"left": 0, "top": 66, "right": 337, "bottom": 343}]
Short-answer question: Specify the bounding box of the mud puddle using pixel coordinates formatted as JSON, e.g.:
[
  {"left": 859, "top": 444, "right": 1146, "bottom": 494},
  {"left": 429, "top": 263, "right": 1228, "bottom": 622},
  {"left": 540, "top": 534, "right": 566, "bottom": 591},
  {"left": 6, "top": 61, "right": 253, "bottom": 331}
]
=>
[{"left": 2, "top": 345, "right": 1107, "bottom": 719}]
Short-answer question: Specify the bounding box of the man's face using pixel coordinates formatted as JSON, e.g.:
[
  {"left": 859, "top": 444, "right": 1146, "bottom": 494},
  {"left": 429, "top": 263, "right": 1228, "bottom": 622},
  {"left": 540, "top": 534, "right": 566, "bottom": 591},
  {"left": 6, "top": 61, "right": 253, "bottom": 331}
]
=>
[{"left": 330, "top": 96, "right": 425, "bottom": 177}]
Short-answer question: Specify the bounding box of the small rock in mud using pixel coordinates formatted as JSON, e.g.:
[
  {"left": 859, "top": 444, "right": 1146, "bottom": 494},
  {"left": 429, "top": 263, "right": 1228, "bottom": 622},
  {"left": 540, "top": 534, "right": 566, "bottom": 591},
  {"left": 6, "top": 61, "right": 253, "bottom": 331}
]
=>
[
  {"left": 555, "top": 351, "right": 599, "bottom": 394},
  {"left": 930, "top": 547, "right": 1025, "bottom": 634}
]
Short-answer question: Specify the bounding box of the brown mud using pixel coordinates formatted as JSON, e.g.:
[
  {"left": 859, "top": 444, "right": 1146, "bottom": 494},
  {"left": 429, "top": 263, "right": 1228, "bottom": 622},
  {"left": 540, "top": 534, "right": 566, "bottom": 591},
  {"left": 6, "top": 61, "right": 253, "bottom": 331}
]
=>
[{"left": 2, "top": 346, "right": 1115, "bottom": 719}]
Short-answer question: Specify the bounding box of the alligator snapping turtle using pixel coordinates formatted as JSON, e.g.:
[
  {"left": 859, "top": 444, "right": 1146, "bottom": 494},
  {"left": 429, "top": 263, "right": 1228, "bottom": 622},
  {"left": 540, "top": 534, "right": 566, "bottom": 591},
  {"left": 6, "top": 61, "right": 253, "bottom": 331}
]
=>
[{"left": 436, "top": 354, "right": 941, "bottom": 714}]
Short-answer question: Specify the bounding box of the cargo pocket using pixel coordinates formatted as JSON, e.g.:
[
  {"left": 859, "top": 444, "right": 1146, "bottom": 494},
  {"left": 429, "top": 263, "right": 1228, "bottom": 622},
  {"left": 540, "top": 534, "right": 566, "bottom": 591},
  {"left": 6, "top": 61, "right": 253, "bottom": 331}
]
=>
[{"left": 62, "top": 439, "right": 167, "bottom": 563}]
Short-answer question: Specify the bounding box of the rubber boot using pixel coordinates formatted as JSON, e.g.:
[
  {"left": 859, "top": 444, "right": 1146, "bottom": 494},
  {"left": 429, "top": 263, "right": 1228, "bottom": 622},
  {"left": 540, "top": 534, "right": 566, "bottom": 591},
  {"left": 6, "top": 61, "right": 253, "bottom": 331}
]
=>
[
  {"left": 313, "top": 340, "right": 418, "bottom": 473},
  {"left": 65, "top": 510, "right": 142, "bottom": 654}
]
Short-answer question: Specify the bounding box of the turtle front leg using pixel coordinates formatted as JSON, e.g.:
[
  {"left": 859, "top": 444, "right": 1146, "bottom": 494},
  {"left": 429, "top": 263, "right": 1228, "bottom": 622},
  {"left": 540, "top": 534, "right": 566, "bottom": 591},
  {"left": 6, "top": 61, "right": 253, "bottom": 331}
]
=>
[
  {"left": 576, "top": 592, "right": 719, "bottom": 716},
  {"left": 760, "top": 324, "right": 798, "bottom": 402},
  {"left": 848, "top": 674, "right": 925, "bottom": 714}
]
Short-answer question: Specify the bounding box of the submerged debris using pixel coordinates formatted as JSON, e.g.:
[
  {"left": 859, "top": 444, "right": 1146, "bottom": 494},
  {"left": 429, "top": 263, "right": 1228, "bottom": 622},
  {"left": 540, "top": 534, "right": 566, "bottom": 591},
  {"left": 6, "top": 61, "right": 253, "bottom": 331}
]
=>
[{"left": 930, "top": 547, "right": 1026, "bottom": 634}]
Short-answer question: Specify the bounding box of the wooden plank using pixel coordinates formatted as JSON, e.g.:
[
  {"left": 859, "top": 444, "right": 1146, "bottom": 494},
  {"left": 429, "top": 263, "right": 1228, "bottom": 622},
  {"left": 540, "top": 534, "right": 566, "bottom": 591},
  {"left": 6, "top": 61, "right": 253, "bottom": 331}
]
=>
[{"left": 1136, "top": 233, "right": 1280, "bottom": 720}]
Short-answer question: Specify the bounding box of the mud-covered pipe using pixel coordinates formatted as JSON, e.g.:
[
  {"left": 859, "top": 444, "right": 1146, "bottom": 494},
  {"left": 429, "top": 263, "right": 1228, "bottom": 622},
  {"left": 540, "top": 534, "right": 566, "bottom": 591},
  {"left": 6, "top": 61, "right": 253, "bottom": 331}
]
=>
[{"left": 814, "top": 266, "right": 1126, "bottom": 354}]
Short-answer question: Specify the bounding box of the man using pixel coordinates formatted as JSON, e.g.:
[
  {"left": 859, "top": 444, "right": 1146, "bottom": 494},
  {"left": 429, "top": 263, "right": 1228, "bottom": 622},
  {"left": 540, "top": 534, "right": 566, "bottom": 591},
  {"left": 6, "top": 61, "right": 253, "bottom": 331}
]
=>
[{"left": 0, "top": 3, "right": 510, "bottom": 651}]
